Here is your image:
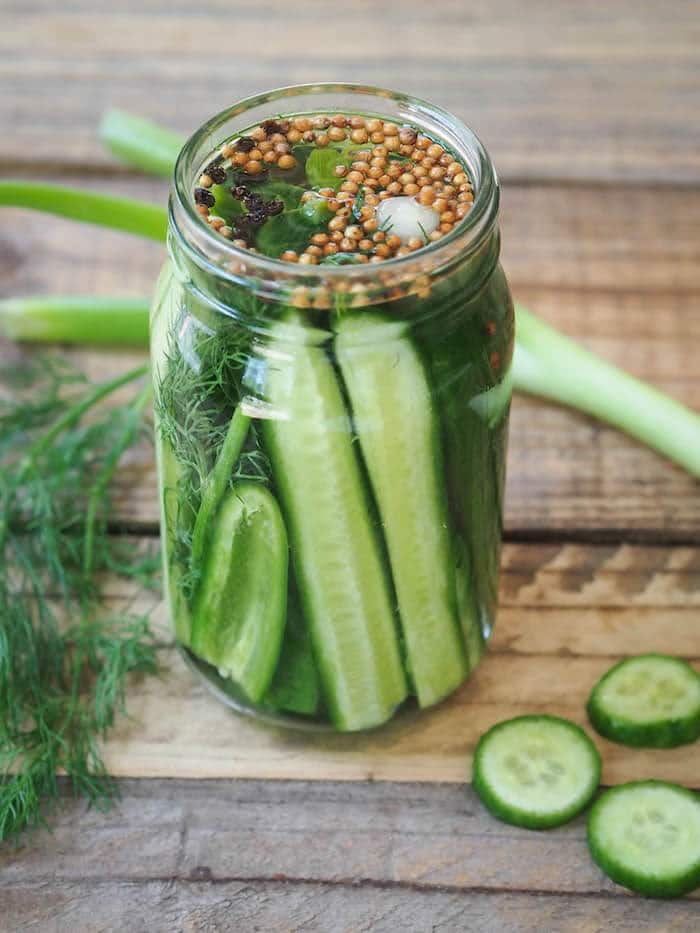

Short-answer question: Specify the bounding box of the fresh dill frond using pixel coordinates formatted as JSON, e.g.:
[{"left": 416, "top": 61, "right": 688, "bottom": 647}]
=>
[
  {"left": 154, "top": 307, "right": 272, "bottom": 599},
  {"left": 0, "top": 357, "right": 160, "bottom": 843}
]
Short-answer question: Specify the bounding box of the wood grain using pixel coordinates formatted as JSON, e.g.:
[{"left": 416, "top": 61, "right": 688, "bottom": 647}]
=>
[
  {"left": 1, "top": 779, "right": 699, "bottom": 900},
  {"left": 3, "top": 1, "right": 700, "bottom": 184},
  {"left": 69, "top": 541, "right": 700, "bottom": 786},
  {"left": 4, "top": 878, "right": 698, "bottom": 933}
]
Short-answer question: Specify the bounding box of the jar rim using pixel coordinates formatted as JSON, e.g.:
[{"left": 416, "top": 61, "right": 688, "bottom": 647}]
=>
[{"left": 170, "top": 83, "right": 499, "bottom": 302}]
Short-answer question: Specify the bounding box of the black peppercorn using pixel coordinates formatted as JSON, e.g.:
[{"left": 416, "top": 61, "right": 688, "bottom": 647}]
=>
[
  {"left": 194, "top": 187, "right": 216, "bottom": 208},
  {"left": 265, "top": 199, "right": 284, "bottom": 215},
  {"left": 205, "top": 163, "right": 227, "bottom": 185},
  {"left": 261, "top": 119, "right": 282, "bottom": 136},
  {"left": 235, "top": 137, "right": 256, "bottom": 152}
]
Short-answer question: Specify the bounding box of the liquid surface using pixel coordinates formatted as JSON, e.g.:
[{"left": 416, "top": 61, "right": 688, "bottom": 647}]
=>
[{"left": 192, "top": 112, "right": 474, "bottom": 265}]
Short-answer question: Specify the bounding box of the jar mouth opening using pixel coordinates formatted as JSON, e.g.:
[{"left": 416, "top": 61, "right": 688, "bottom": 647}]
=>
[{"left": 170, "top": 83, "right": 499, "bottom": 301}]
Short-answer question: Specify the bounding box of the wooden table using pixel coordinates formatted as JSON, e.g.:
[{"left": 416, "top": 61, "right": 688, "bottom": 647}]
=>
[{"left": 2, "top": 2, "right": 700, "bottom": 930}]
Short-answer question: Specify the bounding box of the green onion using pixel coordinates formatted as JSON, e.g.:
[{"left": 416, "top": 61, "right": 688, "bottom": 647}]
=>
[
  {"left": 513, "top": 305, "right": 700, "bottom": 478},
  {"left": 0, "top": 296, "right": 150, "bottom": 346},
  {"left": 0, "top": 181, "right": 167, "bottom": 241},
  {"left": 99, "top": 110, "right": 184, "bottom": 179}
]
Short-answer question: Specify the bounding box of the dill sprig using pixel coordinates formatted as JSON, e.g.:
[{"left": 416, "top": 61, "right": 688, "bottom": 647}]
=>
[
  {"left": 0, "top": 357, "right": 160, "bottom": 842},
  {"left": 154, "top": 307, "right": 271, "bottom": 598}
]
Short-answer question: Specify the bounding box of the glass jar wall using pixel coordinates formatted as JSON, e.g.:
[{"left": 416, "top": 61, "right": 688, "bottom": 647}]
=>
[{"left": 151, "top": 85, "right": 514, "bottom": 732}]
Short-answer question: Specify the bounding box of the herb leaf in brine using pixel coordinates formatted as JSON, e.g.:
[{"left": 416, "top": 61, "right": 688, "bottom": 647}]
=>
[{"left": 255, "top": 197, "right": 332, "bottom": 257}]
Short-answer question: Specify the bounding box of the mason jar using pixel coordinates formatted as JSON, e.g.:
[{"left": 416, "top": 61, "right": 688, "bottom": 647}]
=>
[{"left": 150, "top": 84, "right": 514, "bottom": 733}]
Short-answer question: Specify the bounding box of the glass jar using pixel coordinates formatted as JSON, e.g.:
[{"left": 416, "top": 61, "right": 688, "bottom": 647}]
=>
[{"left": 150, "top": 84, "right": 514, "bottom": 733}]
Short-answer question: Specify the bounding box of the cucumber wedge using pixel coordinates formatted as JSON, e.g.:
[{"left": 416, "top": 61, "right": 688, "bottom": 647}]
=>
[
  {"left": 454, "top": 534, "right": 485, "bottom": 670},
  {"left": 263, "top": 582, "right": 321, "bottom": 717},
  {"left": 587, "top": 654, "right": 700, "bottom": 748},
  {"left": 190, "top": 482, "right": 288, "bottom": 703},
  {"left": 334, "top": 312, "right": 467, "bottom": 707},
  {"left": 588, "top": 781, "right": 700, "bottom": 897},
  {"left": 258, "top": 312, "right": 408, "bottom": 731},
  {"left": 473, "top": 715, "right": 601, "bottom": 829}
]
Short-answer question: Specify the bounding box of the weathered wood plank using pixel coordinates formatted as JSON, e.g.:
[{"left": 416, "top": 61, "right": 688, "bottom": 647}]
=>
[
  {"left": 1, "top": 878, "right": 697, "bottom": 932},
  {"left": 2, "top": 779, "right": 699, "bottom": 905},
  {"left": 98, "top": 649, "right": 700, "bottom": 786},
  {"left": 3, "top": 1, "right": 700, "bottom": 183},
  {"left": 51, "top": 541, "right": 698, "bottom": 786}
]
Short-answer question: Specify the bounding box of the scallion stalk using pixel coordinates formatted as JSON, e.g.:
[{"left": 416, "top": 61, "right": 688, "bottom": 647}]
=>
[
  {"left": 513, "top": 305, "right": 700, "bottom": 478},
  {"left": 0, "top": 181, "right": 167, "bottom": 241},
  {"left": 99, "top": 110, "right": 184, "bottom": 179},
  {"left": 0, "top": 296, "right": 150, "bottom": 346}
]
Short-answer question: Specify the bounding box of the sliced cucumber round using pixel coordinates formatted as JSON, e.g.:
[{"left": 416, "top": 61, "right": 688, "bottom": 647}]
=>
[
  {"left": 472, "top": 715, "right": 601, "bottom": 829},
  {"left": 587, "top": 654, "right": 700, "bottom": 748},
  {"left": 588, "top": 781, "right": 700, "bottom": 898}
]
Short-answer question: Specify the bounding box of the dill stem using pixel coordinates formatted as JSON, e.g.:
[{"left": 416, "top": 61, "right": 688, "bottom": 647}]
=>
[
  {"left": 0, "top": 365, "right": 149, "bottom": 553},
  {"left": 189, "top": 407, "right": 251, "bottom": 572},
  {"left": 0, "top": 181, "right": 167, "bottom": 242},
  {"left": 82, "top": 382, "right": 152, "bottom": 577}
]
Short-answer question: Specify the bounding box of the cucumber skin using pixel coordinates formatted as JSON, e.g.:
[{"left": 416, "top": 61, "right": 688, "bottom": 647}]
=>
[
  {"left": 472, "top": 715, "right": 602, "bottom": 830},
  {"left": 335, "top": 312, "right": 467, "bottom": 707},
  {"left": 263, "top": 583, "right": 321, "bottom": 717},
  {"left": 420, "top": 267, "right": 514, "bottom": 658},
  {"left": 587, "top": 655, "right": 700, "bottom": 749},
  {"left": 588, "top": 781, "right": 700, "bottom": 898},
  {"left": 190, "top": 482, "right": 288, "bottom": 703},
  {"left": 156, "top": 434, "right": 194, "bottom": 644},
  {"left": 260, "top": 314, "right": 408, "bottom": 731}
]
